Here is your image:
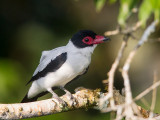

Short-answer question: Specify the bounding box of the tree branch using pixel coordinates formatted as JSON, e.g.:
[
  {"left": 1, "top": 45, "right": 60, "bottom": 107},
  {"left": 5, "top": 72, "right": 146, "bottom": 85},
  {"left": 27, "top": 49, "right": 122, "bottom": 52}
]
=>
[
  {"left": 0, "top": 88, "right": 101, "bottom": 119},
  {"left": 104, "top": 21, "right": 142, "bottom": 36},
  {"left": 120, "top": 20, "right": 158, "bottom": 119},
  {"left": 99, "top": 20, "right": 159, "bottom": 120},
  {"left": 100, "top": 36, "right": 129, "bottom": 109},
  {"left": 1, "top": 87, "right": 158, "bottom": 119}
]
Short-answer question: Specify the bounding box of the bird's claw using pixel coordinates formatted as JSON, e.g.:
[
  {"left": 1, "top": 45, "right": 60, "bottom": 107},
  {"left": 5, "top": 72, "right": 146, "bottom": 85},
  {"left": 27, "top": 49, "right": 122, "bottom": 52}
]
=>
[
  {"left": 52, "top": 96, "right": 67, "bottom": 107},
  {"left": 66, "top": 93, "right": 77, "bottom": 106},
  {"left": 58, "top": 98, "right": 67, "bottom": 107}
]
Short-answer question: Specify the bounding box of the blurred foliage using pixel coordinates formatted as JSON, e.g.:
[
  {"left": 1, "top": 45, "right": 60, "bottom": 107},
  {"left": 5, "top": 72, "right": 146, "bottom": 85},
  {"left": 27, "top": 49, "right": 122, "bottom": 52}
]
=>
[
  {"left": 94, "top": 0, "right": 117, "bottom": 12},
  {"left": 118, "top": 0, "right": 138, "bottom": 26},
  {"left": 94, "top": 0, "right": 160, "bottom": 26},
  {"left": 0, "top": 59, "right": 24, "bottom": 103},
  {"left": 94, "top": 0, "right": 106, "bottom": 12},
  {"left": 139, "top": 0, "right": 160, "bottom": 26}
]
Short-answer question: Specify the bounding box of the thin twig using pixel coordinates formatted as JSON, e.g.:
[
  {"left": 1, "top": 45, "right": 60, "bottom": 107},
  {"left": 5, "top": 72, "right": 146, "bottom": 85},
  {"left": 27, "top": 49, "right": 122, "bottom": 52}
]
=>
[
  {"left": 150, "top": 71, "right": 158, "bottom": 112},
  {"left": 121, "top": 21, "right": 158, "bottom": 119},
  {"left": 104, "top": 21, "right": 142, "bottom": 36},
  {"left": 148, "top": 38, "right": 160, "bottom": 42},
  {"left": 149, "top": 71, "right": 158, "bottom": 118},
  {"left": 140, "top": 98, "right": 150, "bottom": 109},
  {"left": 104, "top": 28, "right": 120, "bottom": 36},
  {"left": 134, "top": 81, "right": 160, "bottom": 102},
  {"left": 100, "top": 37, "right": 129, "bottom": 109},
  {"left": 101, "top": 21, "right": 158, "bottom": 119}
]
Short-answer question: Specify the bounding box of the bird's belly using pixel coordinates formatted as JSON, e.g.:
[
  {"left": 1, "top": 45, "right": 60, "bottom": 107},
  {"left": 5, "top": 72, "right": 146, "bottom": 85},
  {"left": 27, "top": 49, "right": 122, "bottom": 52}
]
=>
[
  {"left": 36, "top": 54, "right": 90, "bottom": 90},
  {"left": 37, "top": 62, "right": 83, "bottom": 89}
]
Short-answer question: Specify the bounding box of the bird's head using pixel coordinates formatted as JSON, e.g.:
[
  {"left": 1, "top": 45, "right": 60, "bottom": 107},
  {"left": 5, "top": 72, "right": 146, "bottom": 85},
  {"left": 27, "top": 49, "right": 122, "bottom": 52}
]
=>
[{"left": 71, "top": 30, "right": 110, "bottom": 48}]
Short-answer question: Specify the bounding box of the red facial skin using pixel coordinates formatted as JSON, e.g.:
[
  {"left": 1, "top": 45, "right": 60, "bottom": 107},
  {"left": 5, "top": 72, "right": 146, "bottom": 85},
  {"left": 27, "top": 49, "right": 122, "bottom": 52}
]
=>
[
  {"left": 82, "top": 35, "right": 106, "bottom": 45},
  {"left": 82, "top": 36, "right": 93, "bottom": 45}
]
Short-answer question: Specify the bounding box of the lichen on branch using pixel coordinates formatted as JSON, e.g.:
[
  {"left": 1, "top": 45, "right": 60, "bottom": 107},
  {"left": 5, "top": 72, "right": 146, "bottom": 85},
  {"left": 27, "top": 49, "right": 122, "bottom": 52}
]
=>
[{"left": 0, "top": 88, "right": 101, "bottom": 119}]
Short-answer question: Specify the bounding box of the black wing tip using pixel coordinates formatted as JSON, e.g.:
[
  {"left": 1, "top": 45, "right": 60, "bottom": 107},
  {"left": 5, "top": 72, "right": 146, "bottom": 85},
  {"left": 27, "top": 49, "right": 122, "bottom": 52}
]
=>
[
  {"left": 26, "top": 52, "right": 67, "bottom": 85},
  {"left": 21, "top": 90, "right": 50, "bottom": 103},
  {"left": 26, "top": 77, "right": 36, "bottom": 86}
]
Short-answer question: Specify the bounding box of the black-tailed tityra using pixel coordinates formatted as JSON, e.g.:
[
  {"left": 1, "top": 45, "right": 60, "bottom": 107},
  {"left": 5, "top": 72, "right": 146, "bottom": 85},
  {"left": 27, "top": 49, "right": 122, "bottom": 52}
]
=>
[{"left": 21, "top": 30, "right": 110, "bottom": 103}]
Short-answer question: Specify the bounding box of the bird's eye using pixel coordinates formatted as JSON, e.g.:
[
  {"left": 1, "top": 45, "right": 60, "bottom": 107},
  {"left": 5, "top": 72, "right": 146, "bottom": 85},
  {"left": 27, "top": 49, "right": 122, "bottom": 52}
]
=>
[
  {"left": 82, "top": 36, "right": 93, "bottom": 45},
  {"left": 84, "top": 38, "right": 89, "bottom": 42}
]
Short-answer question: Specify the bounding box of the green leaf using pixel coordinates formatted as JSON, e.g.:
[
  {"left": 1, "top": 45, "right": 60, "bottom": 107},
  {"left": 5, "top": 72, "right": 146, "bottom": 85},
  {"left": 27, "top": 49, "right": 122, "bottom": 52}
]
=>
[
  {"left": 151, "top": 0, "right": 160, "bottom": 22},
  {"left": 149, "top": 0, "right": 160, "bottom": 10},
  {"left": 154, "top": 9, "right": 160, "bottom": 23},
  {"left": 94, "top": 0, "right": 106, "bottom": 12},
  {"left": 118, "top": 0, "right": 139, "bottom": 26},
  {"left": 138, "top": 0, "right": 152, "bottom": 26}
]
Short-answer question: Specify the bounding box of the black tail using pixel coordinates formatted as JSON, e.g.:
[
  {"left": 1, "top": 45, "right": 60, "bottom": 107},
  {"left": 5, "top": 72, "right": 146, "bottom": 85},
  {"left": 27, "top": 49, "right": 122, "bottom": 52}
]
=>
[
  {"left": 21, "top": 91, "right": 49, "bottom": 103},
  {"left": 21, "top": 87, "right": 58, "bottom": 103},
  {"left": 21, "top": 94, "right": 38, "bottom": 103}
]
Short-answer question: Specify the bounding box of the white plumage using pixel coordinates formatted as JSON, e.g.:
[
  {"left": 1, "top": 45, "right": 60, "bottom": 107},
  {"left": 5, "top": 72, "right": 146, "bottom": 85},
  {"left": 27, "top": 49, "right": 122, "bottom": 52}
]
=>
[{"left": 28, "top": 41, "right": 97, "bottom": 98}]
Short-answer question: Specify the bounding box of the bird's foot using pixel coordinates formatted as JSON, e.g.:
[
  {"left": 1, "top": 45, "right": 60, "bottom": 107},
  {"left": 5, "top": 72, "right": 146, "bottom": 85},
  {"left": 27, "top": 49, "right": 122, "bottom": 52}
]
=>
[
  {"left": 52, "top": 95, "right": 67, "bottom": 107},
  {"left": 58, "top": 86, "right": 77, "bottom": 106},
  {"left": 47, "top": 88, "right": 67, "bottom": 107},
  {"left": 65, "top": 92, "right": 77, "bottom": 106}
]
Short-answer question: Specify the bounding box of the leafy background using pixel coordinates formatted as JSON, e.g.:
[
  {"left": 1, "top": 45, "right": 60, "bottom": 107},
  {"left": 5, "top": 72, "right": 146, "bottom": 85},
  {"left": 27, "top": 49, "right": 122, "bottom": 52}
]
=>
[{"left": 0, "top": 0, "right": 160, "bottom": 119}]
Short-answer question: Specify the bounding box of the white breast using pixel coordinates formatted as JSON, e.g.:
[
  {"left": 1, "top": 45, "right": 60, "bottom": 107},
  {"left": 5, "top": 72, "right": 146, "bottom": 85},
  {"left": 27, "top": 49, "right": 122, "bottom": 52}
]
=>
[{"left": 37, "top": 52, "right": 90, "bottom": 89}]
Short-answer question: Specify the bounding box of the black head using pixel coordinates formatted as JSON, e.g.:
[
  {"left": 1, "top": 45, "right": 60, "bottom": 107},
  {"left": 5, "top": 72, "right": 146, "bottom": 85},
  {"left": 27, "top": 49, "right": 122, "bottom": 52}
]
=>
[{"left": 71, "top": 30, "right": 110, "bottom": 48}]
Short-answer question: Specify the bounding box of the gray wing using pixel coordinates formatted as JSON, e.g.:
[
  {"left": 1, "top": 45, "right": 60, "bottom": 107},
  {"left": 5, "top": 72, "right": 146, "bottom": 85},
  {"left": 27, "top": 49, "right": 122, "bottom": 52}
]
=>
[
  {"left": 33, "top": 46, "right": 65, "bottom": 76},
  {"left": 39, "top": 51, "right": 50, "bottom": 63},
  {"left": 26, "top": 46, "right": 66, "bottom": 85}
]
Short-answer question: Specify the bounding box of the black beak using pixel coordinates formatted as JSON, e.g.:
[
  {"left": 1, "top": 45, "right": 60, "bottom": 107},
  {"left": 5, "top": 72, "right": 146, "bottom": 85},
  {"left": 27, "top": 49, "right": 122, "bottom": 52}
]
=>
[{"left": 103, "top": 36, "right": 111, "bottom": 42}]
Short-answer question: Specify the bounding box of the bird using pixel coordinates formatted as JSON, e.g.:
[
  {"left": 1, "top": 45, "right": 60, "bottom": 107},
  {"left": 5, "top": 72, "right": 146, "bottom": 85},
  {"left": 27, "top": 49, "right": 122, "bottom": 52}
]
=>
[{"left": 21, "top": 30, "right": 110, "bottom": 103}]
